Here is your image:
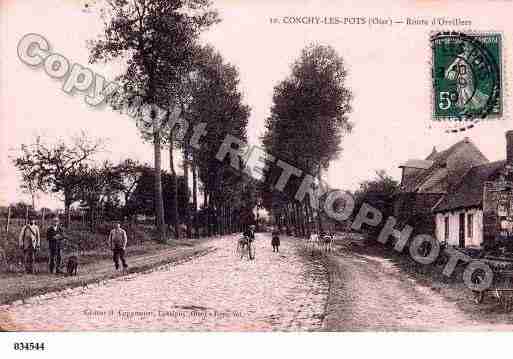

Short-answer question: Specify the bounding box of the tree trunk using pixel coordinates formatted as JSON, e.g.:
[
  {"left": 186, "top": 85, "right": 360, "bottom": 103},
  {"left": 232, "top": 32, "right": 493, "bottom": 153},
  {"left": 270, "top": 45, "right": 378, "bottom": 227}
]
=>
[
  {"left": 183, "top": 148, "right": 191, "bottom": 238},
  {"left": 285, "top": 205, "right": 291, "bottom": 234},
  {"left": 204, "top": 190, "right": 211, "bottom": 237},
  {"left": 41, "top": 207, "right": 46, "bottom": 231},
  {"left": 30, "top": 192, "right": 36, "bottom": 212},
  {"left": 256, "top": 205, "right": 260, "bottom": 232},
  {"left": 222, "top": 205, "right": 226, "bottom": 235},
  {"left": 224, "top": 205, "right": 228, "bottom": 235},
  {"left": 215, "top": 201, "right": 220, "bottom": 236},
  {"left": 226, "top": 206, "right": 230, "bottom": 234},
  {"left": 154, "top": 129, "right": 166, "bottom": 242},
  {"left": 220, "top": 204, "right": 224, "bottom": 235},
  {"left": 212, "top": 199, "right": 217, "bottom": 236},
  {"left": 292, "top": 202, "right": 298, "bottom": 236},
  {"left": 297, "top": 201, "right": 306, "bottom": 237},
  {"left": 5, "top": 206, "right": 11, "bottom": 232},
  {"left": 317, "top": 166, "right": 324, "bottom": 233},
  {"left": 89, "top": 204, "right": 94, "bottom": 232},
  {"left": 218, "top": 203, "right": 222, "bottom": 236},
  {"left": 289, "top": 202, "right": 297, "bottom": 235},
  {"left": 192, "top": 158, "right": 198, "bottom": 238},
  {"left": 64, "top": 193, "right": 71, "bottom": 228},
  {"left": 169, "top": 129, "right": 179, "bottom": 239}
]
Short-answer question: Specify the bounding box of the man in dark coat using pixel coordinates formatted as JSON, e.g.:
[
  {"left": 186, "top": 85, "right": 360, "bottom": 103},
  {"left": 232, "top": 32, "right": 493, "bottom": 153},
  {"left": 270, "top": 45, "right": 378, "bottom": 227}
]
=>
[
  {"left": 271, "top": 230, "right": 281, "bottom": 253},
  {"left": 18, "top": 217, "right": 41, "bottom": 274},
  {"left": 108, "top": 221, "right": 129, "bottom": 270},
  {"left": 47, "top": 217, "right": 65, "bottom": 274}
]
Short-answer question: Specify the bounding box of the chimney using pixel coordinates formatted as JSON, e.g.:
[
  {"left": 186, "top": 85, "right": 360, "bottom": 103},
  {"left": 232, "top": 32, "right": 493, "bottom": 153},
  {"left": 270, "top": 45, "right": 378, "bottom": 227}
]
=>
[{"left": 506, "top": 131, "right": 513, "bottom": 164}]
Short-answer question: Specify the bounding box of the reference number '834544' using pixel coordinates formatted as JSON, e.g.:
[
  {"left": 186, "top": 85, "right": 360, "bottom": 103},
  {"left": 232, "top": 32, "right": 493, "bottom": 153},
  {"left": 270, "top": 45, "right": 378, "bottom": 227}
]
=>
[{"left": 13, "top": 342, "right": 46, "bottom": 351}]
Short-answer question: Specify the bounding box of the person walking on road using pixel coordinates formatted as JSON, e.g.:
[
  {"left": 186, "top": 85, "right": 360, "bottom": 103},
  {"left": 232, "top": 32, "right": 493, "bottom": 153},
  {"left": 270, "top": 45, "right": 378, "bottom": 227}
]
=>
[
  {"left": 18, "top": 218, "right": 41, "bottom": 274},
  {"left": 271, "top": 230, "right": 280, "bottom": 253},
  {"left": 47, "top": 217, "right": 65, "bottom": 274},
  {"left": 109, "top": 221, "right": 129, "bottom": 271}
]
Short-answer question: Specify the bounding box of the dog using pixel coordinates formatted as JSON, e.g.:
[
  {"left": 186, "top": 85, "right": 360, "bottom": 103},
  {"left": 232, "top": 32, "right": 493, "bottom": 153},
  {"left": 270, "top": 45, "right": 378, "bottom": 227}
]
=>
[
  {"left": 66, "top": 255, "right": 78, "bottom": 276},
  {"left": 322, "top": 233, "right": 334, "bottom": 252}
]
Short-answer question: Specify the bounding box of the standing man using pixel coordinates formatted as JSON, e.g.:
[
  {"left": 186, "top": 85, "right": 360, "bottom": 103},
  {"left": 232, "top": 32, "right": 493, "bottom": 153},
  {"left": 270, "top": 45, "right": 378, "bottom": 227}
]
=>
[
  {"left": 47, "top": 217, "right": 65, "bottom": 274},
  {"left": 18, "top": 217, "right": 40, "bottom": 274},
  {"left": 109, "top": 221, "right": 129, "bottom": 271}
]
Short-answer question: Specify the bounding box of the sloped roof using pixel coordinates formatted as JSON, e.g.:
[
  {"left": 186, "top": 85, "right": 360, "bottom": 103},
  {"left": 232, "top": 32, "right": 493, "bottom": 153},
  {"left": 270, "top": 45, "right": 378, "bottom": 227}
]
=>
[
  {"left": 417, "top": 168, "right": 449, "bottom": 193},
  {"left": 398, "top": 138, "right": 488, "bottom": 194},
  {"left": 426, "top": 146, "right": 438, "bottom": 161},
  {"left": 400, "top": 159, "right": 433, "bottom": 169},
  {"left": 433, "top": 160, "right": 506, "bottom": 212}
]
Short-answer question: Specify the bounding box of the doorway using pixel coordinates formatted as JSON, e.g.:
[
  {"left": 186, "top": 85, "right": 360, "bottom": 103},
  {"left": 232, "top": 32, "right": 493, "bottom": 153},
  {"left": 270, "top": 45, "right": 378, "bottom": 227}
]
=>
[{"left": 459, "top": 213, "right": 465, "bottom": 248}]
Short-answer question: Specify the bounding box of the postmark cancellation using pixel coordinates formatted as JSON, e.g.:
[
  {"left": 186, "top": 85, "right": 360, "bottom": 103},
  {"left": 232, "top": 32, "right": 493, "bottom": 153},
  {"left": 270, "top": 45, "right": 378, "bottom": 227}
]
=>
[{"left": 431, "top": 31, "right": 503, "bottom": 123}]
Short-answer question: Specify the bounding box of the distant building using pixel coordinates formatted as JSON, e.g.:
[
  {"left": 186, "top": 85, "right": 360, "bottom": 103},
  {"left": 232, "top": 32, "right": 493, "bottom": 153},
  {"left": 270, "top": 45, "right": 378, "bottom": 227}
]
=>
[{"left": 394, "top": 131, "right": 513, "bottom": 249}]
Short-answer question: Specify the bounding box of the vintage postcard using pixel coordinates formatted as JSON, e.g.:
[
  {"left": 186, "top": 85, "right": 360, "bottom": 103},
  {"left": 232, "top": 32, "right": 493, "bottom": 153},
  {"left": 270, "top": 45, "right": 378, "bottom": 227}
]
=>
[{"left": 1, "top": 0, "right": 513, "bottom": 355}]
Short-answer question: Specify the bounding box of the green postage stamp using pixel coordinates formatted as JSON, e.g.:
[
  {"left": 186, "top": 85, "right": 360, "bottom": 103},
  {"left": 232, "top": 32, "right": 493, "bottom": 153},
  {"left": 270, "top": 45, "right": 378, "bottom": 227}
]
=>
[{"left": 431, "top": 31, "right": 502, "bottom": 121}]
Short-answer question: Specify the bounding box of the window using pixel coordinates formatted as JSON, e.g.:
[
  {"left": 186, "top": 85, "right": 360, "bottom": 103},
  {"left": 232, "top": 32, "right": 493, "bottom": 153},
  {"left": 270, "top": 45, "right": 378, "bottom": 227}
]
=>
[
  {"left": 444, "top": 216, "right": 450, "bottom": 241},
  {"left": 467, "top": 213, "right": 474, "bottom": 238}
]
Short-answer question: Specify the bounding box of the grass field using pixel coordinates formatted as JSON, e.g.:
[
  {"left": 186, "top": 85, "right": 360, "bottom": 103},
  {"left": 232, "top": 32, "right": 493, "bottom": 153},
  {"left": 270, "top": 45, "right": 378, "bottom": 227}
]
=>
[{"left": 0, "top": 219, "right": 161, "bottom": 272}]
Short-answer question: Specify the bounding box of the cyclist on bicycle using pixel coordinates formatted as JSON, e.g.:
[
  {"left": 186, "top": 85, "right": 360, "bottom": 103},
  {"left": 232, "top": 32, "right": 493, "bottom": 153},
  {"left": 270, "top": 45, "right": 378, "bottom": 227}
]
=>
[
  {"left": 243, "top": 227, "right": 255, "bottom": 242},
  {"left": 241, "top": 226, "right": 255, "bottom": 260}
]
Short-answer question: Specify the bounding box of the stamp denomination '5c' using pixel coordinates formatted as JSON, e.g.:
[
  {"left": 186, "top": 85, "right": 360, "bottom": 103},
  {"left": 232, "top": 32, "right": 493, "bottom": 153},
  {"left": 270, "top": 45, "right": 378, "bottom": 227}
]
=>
[{"left": 431, "top": 31, "right": 502, "bottom": 121}]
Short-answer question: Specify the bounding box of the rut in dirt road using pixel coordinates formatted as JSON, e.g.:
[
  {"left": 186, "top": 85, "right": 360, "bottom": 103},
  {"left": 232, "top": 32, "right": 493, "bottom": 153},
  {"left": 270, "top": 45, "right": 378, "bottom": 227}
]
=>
[{"left": 0, "top": 234, "right": 329, "bottom": 331}]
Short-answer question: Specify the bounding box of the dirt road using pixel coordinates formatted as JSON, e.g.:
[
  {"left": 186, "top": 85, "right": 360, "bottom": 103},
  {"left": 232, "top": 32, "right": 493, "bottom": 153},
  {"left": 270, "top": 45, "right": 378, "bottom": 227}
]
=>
[
  {"left": 324, "top": 247, "right": 513, "bottom": 331},
  {"left": 0, "top": 234, "right": 328, "bottom": 331},
  {"left": 3, "top": 233, "right": 513, "bottom": 331}
]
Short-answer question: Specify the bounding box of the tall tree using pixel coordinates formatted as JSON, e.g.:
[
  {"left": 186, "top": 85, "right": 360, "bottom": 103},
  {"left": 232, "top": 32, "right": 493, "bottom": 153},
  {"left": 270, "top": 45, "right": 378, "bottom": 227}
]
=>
[
  {"left": 262, "top": 43, "right": 353, "bottom": 233},
  {"left": 183, "top": 46, "right": 250, "bottom": 235},
  {"left": 88, "top": 0, "right": 219, "bottom": 241}
]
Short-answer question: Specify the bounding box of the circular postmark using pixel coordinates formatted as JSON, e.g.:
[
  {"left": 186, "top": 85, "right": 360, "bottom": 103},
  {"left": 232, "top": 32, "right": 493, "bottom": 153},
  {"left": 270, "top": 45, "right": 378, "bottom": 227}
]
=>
[{"left": 431, "top": 31, "right": 502, "bottom": 127}]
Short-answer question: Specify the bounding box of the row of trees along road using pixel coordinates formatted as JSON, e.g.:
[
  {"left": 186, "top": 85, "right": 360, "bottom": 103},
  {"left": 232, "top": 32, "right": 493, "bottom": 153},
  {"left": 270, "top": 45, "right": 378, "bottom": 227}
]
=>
[
  {"left": 261, "top": 44, "right": 353, "bottom": 236},
  {"left": 87, "top": 0, "right": 221, "bottom": 241},
  {"left": 13, "top": 0, "right": 255, "bottom": 240}
]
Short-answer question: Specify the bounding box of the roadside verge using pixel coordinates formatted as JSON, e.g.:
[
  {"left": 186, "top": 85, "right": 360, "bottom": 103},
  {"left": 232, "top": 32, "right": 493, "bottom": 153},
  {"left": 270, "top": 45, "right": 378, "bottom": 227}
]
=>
[{"left": 0, "top": 239, "right": 215, "bottom": 306}]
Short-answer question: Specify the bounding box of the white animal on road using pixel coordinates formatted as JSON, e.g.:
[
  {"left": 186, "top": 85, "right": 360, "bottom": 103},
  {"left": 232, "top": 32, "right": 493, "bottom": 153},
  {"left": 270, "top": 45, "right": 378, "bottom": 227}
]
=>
[{"left": 306, "top": 233, "right": 320, "bottom": 253}]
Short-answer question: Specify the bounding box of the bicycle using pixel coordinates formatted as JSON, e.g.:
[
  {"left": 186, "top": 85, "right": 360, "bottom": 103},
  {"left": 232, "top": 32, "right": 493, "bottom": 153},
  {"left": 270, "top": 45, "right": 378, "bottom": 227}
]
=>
[{"left": 236, "top": 236, "right": 255, "bottom": 260}]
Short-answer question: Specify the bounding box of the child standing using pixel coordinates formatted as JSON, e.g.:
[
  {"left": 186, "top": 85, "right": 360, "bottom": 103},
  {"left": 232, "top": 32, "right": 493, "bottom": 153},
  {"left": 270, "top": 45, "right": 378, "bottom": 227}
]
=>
[{"left": 271, "top": 230, "right": 280, "bottom": 253}]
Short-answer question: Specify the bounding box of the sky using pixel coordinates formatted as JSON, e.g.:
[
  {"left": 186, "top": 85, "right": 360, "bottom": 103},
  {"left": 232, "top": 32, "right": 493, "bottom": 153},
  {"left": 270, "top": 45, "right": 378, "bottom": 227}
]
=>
[{"left": 1, "top": 0, "right": 512, "bottom": 209}]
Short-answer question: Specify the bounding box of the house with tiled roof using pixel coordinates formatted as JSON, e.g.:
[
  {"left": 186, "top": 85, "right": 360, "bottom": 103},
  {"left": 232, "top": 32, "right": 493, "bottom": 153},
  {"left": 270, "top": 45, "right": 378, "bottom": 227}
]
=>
[{"left": 394, "top": 131, "right": 513, "bottom": 248}]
